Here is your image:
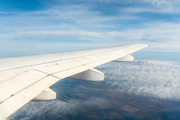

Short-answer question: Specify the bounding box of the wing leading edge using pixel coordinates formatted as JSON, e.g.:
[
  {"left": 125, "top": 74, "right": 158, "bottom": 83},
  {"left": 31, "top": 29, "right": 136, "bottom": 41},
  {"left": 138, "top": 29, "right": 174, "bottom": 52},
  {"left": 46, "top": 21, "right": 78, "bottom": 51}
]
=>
[{"left": 0, "top": 44, "right": 149, "bottom": 120}]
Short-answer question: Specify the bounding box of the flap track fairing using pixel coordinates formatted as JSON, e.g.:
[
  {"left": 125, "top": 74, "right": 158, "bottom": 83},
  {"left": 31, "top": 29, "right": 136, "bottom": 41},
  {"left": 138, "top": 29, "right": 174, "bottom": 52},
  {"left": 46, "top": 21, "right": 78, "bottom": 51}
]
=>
[
  {"left": 113, "top": 55, "right": 134, "bottom": 62},
  {"left": 69, "top": 68, "right": 104, "bottom": 81}
]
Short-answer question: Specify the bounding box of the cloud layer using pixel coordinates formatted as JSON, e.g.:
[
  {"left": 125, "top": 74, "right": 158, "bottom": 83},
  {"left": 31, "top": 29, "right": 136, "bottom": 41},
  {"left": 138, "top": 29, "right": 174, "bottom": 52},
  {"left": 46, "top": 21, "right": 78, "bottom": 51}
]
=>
[
  {"left": 8, "top": 100, "right": 79, "bottom": 120},
  {"left": 99, "top": 60, "right": 180, "bottom": 101}
]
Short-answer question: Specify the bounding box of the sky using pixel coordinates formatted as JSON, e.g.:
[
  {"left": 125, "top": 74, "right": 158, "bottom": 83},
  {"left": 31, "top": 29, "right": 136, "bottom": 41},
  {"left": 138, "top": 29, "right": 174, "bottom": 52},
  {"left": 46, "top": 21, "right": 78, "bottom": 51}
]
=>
[
  {"left": 1, "top": 0, "right": 180, "bottom": 57},
  {"left": 1, "top": 0, "right": 180, "bottom": 119}
]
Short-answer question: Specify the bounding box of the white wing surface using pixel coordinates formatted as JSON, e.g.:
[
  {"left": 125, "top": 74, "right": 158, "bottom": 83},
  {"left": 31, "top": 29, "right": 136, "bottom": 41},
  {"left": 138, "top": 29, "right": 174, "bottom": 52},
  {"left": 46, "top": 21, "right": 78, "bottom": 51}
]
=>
[{"left": 0, "top": 44, "right": 149, "bottom": 120}]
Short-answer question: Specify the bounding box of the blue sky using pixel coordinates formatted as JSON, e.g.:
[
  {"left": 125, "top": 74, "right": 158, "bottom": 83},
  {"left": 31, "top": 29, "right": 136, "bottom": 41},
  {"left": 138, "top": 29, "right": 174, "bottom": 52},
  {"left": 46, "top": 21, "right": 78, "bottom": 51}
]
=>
[{"left": 1, "top": 0, "right": 180, "bottom": 57}]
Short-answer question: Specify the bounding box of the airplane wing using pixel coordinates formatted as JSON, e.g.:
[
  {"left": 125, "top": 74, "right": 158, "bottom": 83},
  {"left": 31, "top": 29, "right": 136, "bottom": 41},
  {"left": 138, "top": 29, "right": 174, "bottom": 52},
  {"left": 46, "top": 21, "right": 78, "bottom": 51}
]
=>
[{"left": 0, "top": 44, "right": 149, "bottom": 120}]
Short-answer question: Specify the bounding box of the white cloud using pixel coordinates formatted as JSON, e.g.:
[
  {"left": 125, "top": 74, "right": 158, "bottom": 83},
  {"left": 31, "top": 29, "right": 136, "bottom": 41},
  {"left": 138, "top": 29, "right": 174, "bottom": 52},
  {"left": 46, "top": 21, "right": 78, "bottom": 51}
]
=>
[
  {"left": 144, "top": 0, "right": 180, "bottom": 13},
  {"left": 98, "top": 60, "right": 180, "bottom": 101},
  {"left": 0, "top": 5, "right": 121, "bottom": 32},
  {"left": 2, "top": 22, "right": 180, "bottom": 53},
  {"left": 120, "top": 0, "right": 180, "bottom": 14},
  {"left": 2, "top": 22, "right": 180, "bottom": 44},
  {"left": 122, "top": 7, "right": 170, "bottom": 14},
  {"left": 7, "top": 97, "right": 108, "bottom": 120},
  {"left": 7, "top": 100, "right": 79, "bottom": 120}
]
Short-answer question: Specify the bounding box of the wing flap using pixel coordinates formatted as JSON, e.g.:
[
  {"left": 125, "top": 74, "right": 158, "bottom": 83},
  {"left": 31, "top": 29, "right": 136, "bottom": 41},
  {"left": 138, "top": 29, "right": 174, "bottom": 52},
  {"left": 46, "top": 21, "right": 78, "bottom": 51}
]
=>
[
  {"left": 0, "top": 69, "right": 47, "bottom": 103},
  {"left": 0, "top": 76, "right": 59, "bottom": 119}
]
